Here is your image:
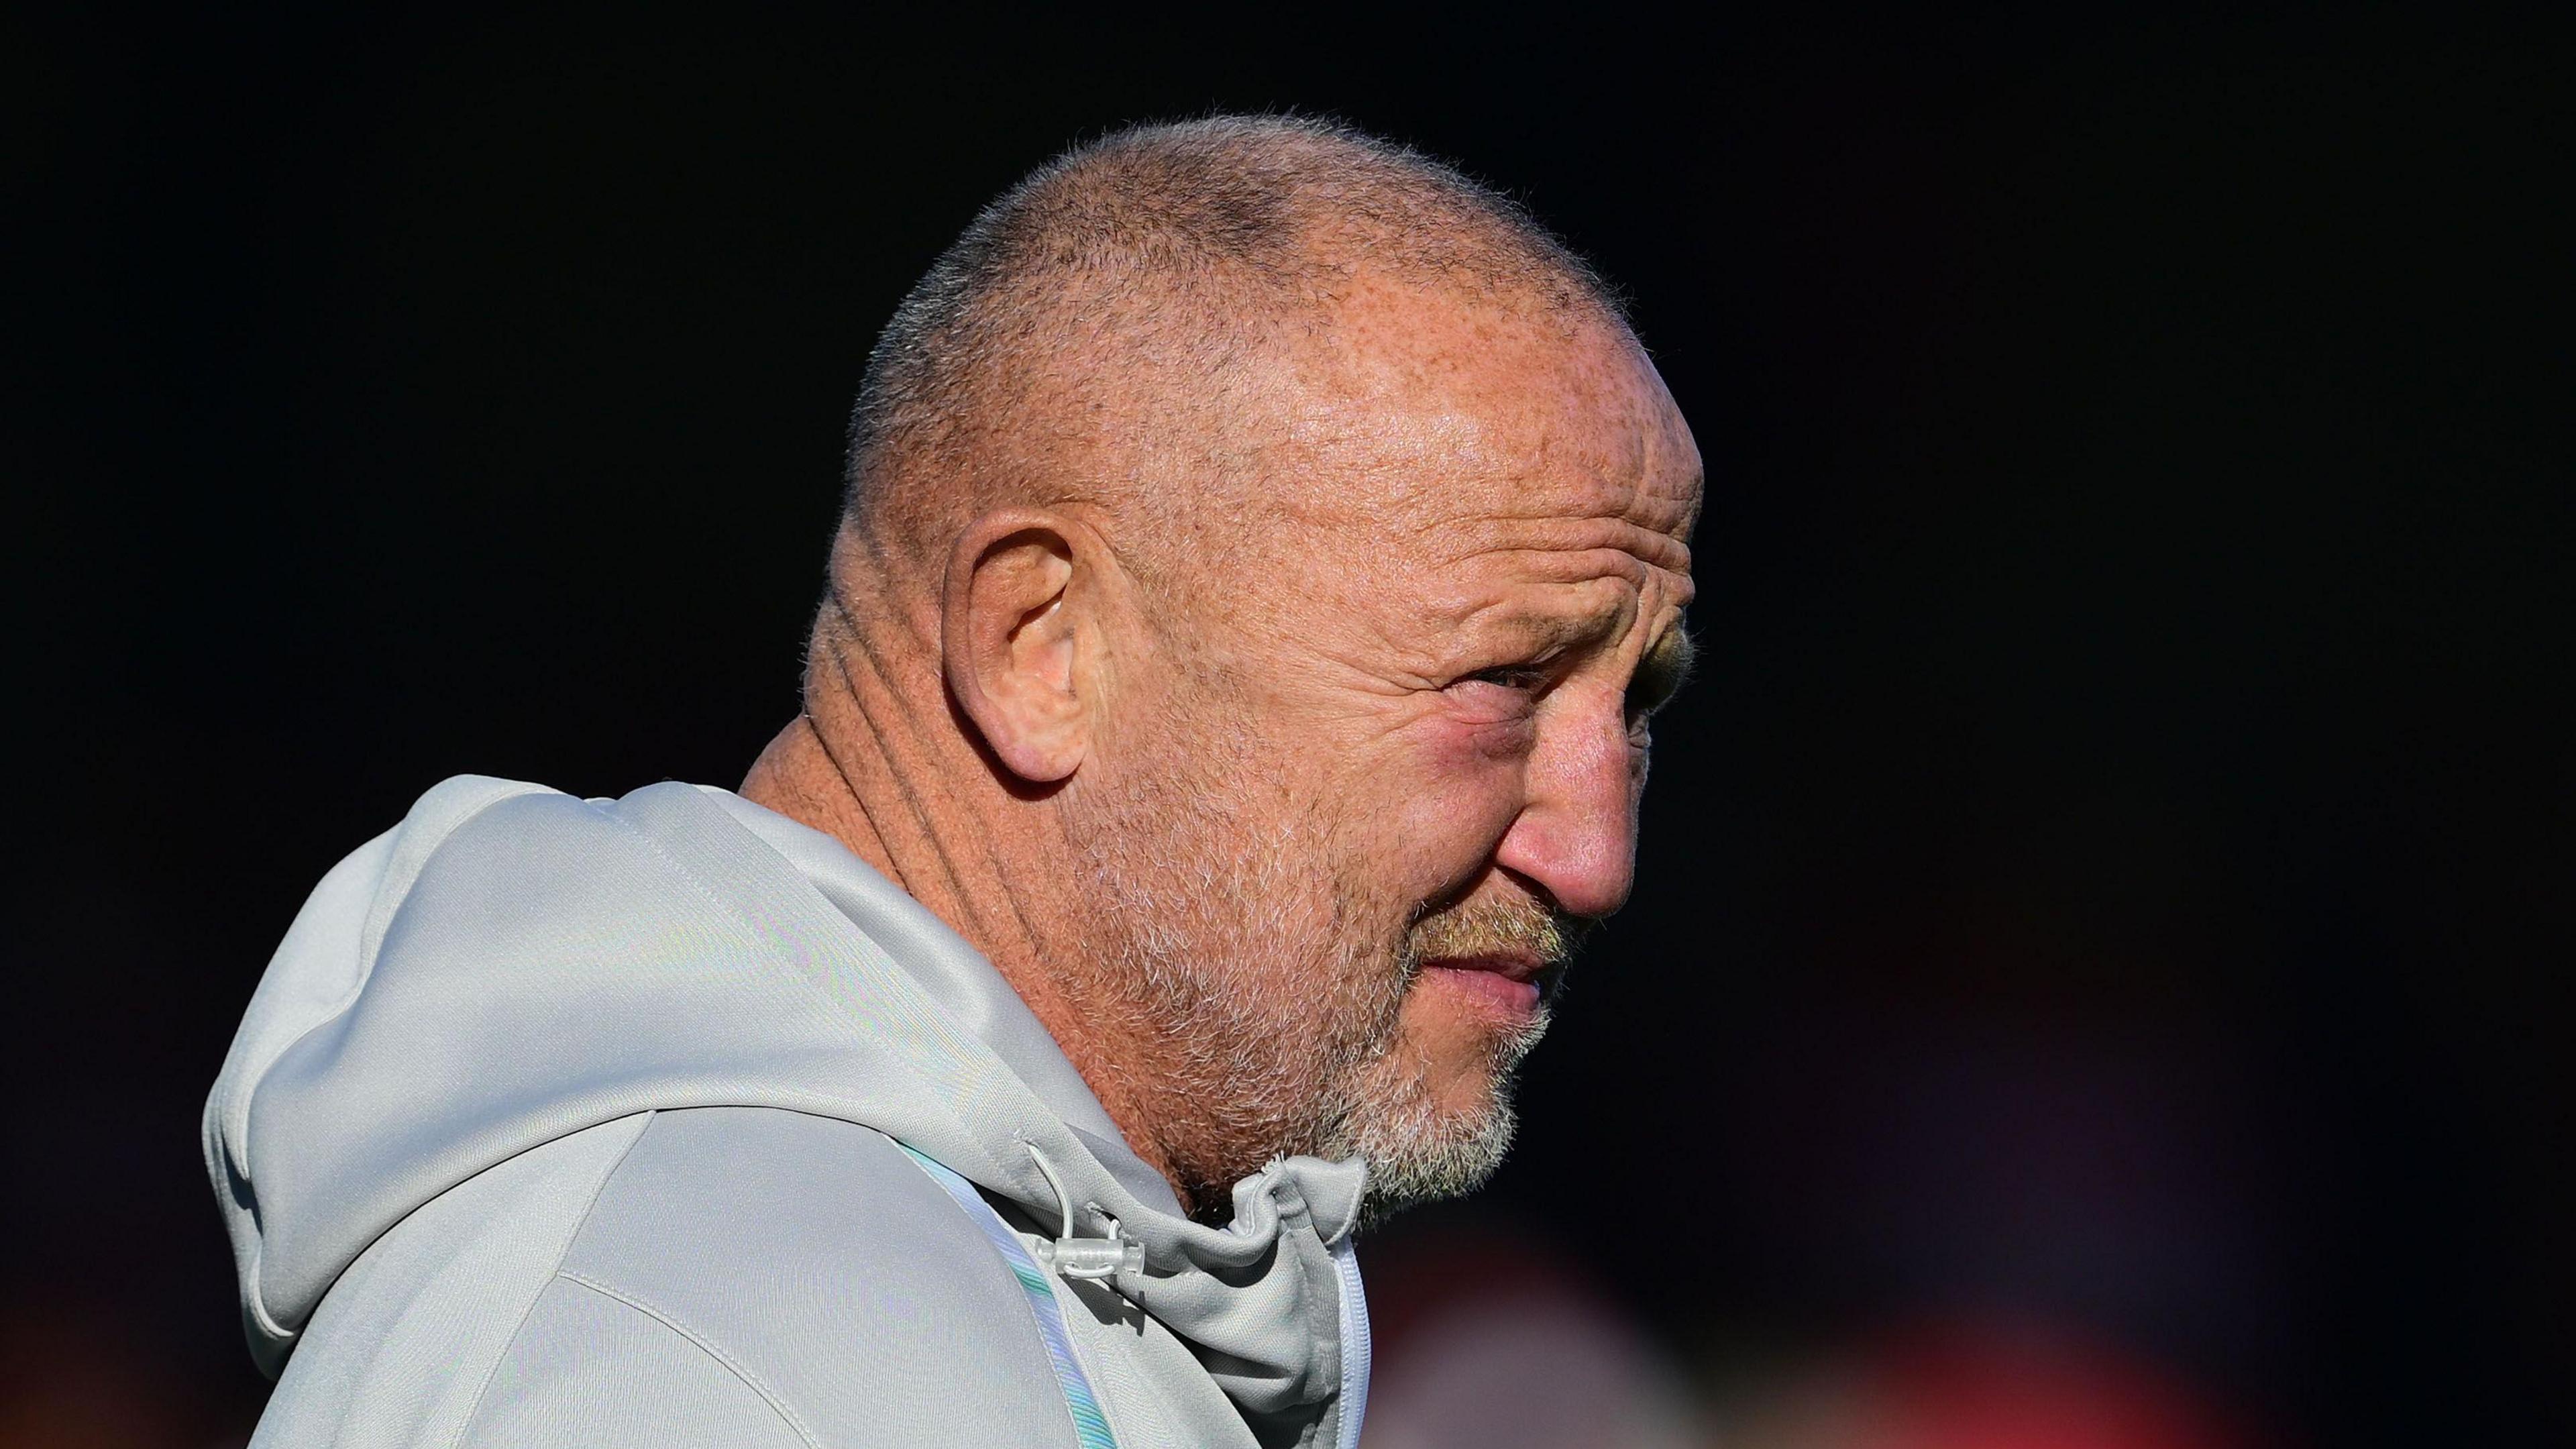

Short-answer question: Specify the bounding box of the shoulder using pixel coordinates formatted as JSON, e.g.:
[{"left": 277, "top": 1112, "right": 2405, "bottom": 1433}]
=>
[{"left": 467, "top": 1106, "right": 1082, "bottom": 1448}]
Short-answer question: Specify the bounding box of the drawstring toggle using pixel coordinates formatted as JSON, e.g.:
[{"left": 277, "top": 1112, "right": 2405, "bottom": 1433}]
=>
[{"left": 1026, "top": 1142, "right": 1145, "bottom": 1281}]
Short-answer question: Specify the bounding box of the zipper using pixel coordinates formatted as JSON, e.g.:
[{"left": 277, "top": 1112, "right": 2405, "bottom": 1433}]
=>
[{"left": 1330, "top": 1236, "right": 1372, "bottom": 1449}]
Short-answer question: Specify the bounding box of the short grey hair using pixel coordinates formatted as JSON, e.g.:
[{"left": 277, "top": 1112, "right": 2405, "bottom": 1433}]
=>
[{"left": 841, "top": 114, "right": 1624, "bottom": 543}]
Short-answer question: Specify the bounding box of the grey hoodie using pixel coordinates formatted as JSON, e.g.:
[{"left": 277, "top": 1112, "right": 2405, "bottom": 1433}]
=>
[{"left": 205, "top": 776, "right": 1372, "bottom": 1448}]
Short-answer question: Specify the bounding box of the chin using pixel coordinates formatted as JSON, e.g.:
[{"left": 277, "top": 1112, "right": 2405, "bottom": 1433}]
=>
[
  {"left": 1348, "top": 1087, "right": 1523, "bottom": 1232},
  {"left": 1328, "top": 1026, "right": 1544, "bottom": 1228}
]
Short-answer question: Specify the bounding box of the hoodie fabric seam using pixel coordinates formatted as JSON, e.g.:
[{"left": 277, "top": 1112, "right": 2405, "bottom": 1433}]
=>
[
  {"left": 549, "top": 1271, "right": 826, "bottom": 1449},
  {"left": 443, "top": 1110, "right": 659, "bottom": 1449}
]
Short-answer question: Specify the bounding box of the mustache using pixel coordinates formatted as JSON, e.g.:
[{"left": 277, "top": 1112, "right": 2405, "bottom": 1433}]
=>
[{"left": 1402, "top": 895, "right": 1592, "bottom": 969}]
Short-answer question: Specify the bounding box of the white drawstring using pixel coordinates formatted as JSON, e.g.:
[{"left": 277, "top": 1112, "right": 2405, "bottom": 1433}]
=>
[{"left": 1026, "top": 1142, "right": 1143, "bottom": 1281}]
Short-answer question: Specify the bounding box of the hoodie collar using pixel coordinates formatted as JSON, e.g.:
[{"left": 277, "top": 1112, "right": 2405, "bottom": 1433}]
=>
[
  {"left": 699, "top": 788, "right": 1187, "bottom": 1215},
  {"left": 211, "top": 776, "right": 1364, "bottom": 1434},
  {"left": 698, "top": 786, "right": 1368, "bottom": 1421}
]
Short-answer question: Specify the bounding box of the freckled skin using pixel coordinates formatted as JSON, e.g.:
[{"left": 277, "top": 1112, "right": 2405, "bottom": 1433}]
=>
[{"left": 1095, "top": 270, "right": 1703, "bottom": 1122}]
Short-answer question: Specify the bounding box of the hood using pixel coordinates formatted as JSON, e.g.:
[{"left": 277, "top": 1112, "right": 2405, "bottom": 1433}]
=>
[{"left": 205, "top": 775, "right": 1366, "bottom": 1427}]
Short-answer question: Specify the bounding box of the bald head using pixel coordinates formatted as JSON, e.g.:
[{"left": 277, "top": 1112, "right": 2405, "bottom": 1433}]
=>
[{"left": 839, "top": 115, "right": 1630, "bottom": 577}]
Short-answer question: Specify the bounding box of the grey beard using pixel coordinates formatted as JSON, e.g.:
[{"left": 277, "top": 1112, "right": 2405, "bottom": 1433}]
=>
[
  {"left": 1063, "top": 795, "right": 1397, "bottom": 1212},
  {"left": 1317, "top": 998, "right": 1553, "bottom": 1231},
  {"left": 1059, "top": 751, "right": 1567, "bottom": 1225},
  {"left": 1103, "top": 872, "right": 1558, "bottom": 1225},
  {"left": 1105, "top": 901, "right": 1552, "bottom": 1226}
]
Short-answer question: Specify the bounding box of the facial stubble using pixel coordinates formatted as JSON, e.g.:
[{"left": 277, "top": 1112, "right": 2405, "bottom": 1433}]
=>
[{"left": 1063, "top": 735, "right": 1573, "bottom": 1224}]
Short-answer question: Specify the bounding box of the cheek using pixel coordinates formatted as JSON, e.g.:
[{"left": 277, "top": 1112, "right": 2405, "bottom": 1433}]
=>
[{"left": 1356, "top": 720, "right": 1528, "bottom": 887}]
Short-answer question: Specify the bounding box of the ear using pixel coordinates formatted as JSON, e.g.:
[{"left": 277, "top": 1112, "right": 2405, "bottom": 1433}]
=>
[{"left": 941, "top": 508, "right": 1097, "bottom": 784}]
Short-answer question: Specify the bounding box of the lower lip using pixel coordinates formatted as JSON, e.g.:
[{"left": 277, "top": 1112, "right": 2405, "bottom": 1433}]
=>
[{"left": 1421, "top": 963, "right": 1542, "bottom": 1018}]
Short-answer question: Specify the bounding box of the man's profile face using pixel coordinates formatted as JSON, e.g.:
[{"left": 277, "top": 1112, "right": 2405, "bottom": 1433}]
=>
[{"left": 1067, "top": 272, "right": 1701, "bottom": 1214}]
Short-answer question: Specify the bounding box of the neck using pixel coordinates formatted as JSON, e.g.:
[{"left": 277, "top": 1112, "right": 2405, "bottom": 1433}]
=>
[{"left": 739, "top": 592, "right": 1203, "bottom": 1213}]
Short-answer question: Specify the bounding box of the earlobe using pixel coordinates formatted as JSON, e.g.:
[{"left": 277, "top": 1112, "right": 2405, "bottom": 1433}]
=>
[{"left": 942, "top": 511, "right": 1093, "bottom": 785}]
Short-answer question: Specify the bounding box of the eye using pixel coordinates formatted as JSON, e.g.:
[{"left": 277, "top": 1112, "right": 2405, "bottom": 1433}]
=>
[{"left": 1442, "top": 663, "right": 1553, "bottom": 723}]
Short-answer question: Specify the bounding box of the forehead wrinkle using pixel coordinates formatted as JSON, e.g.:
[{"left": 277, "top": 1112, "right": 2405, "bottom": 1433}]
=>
[
  {"left": 1401, "top": 417, "right": 1695, "bottom": 553},
  {"left": 1609, "top": 342, "right": 1703, "bottom": 537},
  {"left": 1267, "top": 449, "right": 1675, "bottom": 576},
  {"left": 1466, "top": 594, "right": 1633, "bottom": 655},
  {"left": 1432, "top": 516, "right": 1693, "bottom": 577},
  {"left": 1413, "top": 572, "right": 1643, "bottom": 664}
]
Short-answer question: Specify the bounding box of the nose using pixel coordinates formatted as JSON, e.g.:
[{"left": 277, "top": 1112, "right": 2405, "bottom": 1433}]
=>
[{"left": 1491, "top": 688, "right": 1641, "bottom": 920}]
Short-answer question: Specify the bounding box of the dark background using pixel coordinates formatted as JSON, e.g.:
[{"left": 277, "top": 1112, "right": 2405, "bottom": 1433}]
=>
[{"left": 8, "top": 6, "right": 2569, "bottom": 1445}]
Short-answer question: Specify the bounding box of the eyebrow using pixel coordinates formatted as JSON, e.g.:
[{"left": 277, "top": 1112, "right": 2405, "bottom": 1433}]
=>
[
  {"left": 1493, "top": 608, "right": 1625, "bottom": 659},
  {"left": 1470, "top": 607, "right": 1697, "bottom": 710}
]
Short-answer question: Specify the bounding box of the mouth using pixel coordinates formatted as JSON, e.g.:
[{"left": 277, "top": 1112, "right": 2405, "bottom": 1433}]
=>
[{"left": 1416, "top": 949, "right": 1549, "bottom": 1019}]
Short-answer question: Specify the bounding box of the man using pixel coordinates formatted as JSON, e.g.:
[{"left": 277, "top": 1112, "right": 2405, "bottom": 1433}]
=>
[{"left": 206, "top": 115, "right": 1700, "bottom": 1448}]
